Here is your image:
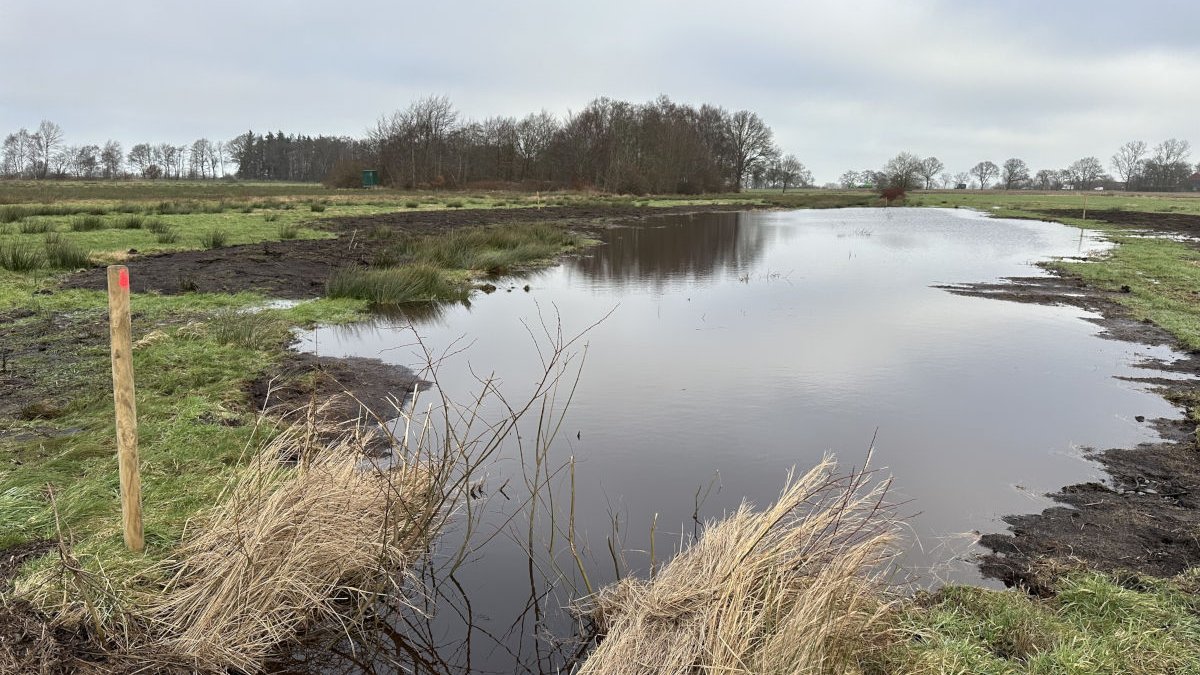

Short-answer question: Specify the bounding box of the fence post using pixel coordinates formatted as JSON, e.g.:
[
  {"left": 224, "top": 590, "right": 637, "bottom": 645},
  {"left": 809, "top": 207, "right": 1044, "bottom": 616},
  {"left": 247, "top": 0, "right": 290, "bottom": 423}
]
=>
[{"left": 107, "top": 265, "right": 144, "bottom": 553}]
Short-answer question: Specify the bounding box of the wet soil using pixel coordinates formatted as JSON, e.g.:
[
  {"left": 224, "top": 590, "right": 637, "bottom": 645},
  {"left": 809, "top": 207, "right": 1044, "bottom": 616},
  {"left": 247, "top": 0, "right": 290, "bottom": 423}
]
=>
[
  {"left": 1036, "top": 208, "right": 1200, "bottom": 238},
  {"left": 61, "top": 204, "right": 758, "bottom": 298},
  {"left": 948, "top": 211, "right": 1200, "bottom": 588},
  {"left": 0, "top": 541, "right": 107, "bottom": 674}
]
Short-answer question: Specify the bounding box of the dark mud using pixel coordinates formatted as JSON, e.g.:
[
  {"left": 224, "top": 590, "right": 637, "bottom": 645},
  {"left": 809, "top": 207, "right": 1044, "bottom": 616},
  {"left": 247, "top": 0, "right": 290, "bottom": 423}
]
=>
[
  {"left": 248, "top": 352, "right": 427, "bottom": 427},
  {"left": 61, "top": 203, "right": 758, "bottom": 299},
  {"left": 0, "top": 541, "right": 106, "bottom": 674},
  {"left": 1036, "top": 208, "right": 1200, "bottom": 238},
  {"left": 947, "top": 218, "right": 1200, "bottom": 588}
]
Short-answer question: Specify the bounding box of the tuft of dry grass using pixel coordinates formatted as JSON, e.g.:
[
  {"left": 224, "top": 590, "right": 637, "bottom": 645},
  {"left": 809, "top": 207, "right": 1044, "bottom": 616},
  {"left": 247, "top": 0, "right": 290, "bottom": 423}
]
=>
[
  {"left": 577, "top": 457, "right": 897, "bottom": 675},
  {"left": 135, "top": 412, "right": 443, "bottom": 673}
]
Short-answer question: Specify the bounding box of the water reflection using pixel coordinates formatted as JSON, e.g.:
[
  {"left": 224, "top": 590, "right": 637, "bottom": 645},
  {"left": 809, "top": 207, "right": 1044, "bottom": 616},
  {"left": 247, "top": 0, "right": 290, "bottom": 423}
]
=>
[
  {"left": 567, "top": 211, "right": 769, "bottom": 288},
  {"left": 288, "top": 208, "right": 1191, "bottom": 674}
]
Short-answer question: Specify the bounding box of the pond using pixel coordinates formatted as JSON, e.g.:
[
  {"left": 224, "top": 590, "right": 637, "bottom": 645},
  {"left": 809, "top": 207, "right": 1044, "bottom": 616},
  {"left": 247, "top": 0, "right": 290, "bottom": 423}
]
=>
[{"left": 292, "top": 207, "right": 1183, "bottom": 673}]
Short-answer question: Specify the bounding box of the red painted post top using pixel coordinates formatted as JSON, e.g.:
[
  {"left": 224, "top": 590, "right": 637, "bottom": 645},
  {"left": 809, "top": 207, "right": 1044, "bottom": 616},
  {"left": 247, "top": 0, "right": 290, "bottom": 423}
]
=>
[{"left": 119, "top": 268, "right": 129, "bottom": 290}]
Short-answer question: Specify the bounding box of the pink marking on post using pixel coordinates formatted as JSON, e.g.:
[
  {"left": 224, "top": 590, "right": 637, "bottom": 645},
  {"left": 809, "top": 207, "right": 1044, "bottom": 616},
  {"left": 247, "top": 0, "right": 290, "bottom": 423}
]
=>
[{"left": 119, "top": 268, "right": 130, "bottom": 290}]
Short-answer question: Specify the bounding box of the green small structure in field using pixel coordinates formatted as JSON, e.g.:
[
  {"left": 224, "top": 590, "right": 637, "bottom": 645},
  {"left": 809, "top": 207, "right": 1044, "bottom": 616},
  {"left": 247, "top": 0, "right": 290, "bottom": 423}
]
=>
[{"left": 361, "top": 170, "right": 379, "bottom": 188}]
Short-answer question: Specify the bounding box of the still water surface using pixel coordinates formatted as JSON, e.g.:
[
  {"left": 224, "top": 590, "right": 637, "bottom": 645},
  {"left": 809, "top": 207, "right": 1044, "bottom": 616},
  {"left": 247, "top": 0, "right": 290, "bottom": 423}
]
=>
[{"left": 294, "top": 208, "right": 1183, "bottom": 673}]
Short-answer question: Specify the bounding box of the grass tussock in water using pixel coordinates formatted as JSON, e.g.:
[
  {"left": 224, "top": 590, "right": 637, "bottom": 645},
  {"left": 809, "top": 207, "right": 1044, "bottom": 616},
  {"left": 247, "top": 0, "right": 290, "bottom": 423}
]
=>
[
  {"left": 136, "top": 421, "right": 440, "bottom": 672},
  {"left": 385, "top": 222, "right": 585, "bottom": 274},
  {"left": 327, "top": 264, "right": 467, "bottom": 305},
  {"left": 578, "top": 457, "right": 896, "bottom": 675}
]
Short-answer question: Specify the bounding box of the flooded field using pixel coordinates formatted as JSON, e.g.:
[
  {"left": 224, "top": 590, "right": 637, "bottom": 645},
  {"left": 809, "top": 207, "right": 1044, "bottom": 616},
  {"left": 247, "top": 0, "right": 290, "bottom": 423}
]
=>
[{"left": 293, "top": 208, "right": 1186, "bottom": 673}]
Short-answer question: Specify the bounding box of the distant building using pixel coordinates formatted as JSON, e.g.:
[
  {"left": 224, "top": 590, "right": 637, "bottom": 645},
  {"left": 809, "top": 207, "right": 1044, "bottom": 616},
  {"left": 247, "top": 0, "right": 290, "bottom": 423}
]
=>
[{"left": 1189, "top": 172, "right": 1200, "bottom": 191}]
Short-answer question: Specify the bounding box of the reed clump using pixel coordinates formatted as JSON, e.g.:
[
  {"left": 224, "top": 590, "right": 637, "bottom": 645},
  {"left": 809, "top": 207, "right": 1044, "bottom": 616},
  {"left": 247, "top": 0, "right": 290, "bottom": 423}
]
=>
[
  {"left": 577, "top": 457, "right": 897, "bottom": 675},
  {"left": 326, "top": 264, "right": 467, "bottom": 305}
]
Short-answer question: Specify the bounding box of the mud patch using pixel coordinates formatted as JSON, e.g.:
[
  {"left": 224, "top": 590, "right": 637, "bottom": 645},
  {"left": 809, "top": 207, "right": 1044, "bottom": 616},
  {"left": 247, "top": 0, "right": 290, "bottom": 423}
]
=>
[
  {"left": 248, "top": 351, "right": 428, "bottom": 428},
  {"left": 60, "top": 204, "right": 758, "bottom": 299},
  {"left": 1037, "top": 209, "right": 1200, "bottom": 242},
  {"left": 960, "top": 265, "right": 1200, "bottom": 584}
]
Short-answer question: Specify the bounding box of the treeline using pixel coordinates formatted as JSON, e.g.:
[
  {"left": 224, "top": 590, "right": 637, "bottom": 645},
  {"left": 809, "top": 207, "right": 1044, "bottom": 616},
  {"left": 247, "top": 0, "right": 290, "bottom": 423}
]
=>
[
  {"left": 0, "top": 96, "right": 811, "bottom": 193},
  {"left": 350, "top": 95, "right": 808, "bottom": 193},
  {"left": 1, "top": 120, "right": 236, "bottom": 181},
  {"left": 226, "top": 132, "right": 362, "bottom": 182},
  {"left": 842, "top": 139, "right": 1198, "bottom": 192}
]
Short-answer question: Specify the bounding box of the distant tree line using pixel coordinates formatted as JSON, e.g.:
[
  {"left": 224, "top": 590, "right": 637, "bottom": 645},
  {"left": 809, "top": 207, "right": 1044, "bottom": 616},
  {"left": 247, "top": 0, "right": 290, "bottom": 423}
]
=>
[
  {"left": 5, "top": 108, "right": 1196, "bottom": 193},
  {"left": 226, "top": 132, "right": 362, "bottom": 182},
  {"left": 352, "top": 95, "right": 807, "bottom": 193},
  {"left": 842, "top": 139, "right": 1198, "bottom": 192},
  {"left": 2, "top": 120, "right": 237, "bottom": 181}
]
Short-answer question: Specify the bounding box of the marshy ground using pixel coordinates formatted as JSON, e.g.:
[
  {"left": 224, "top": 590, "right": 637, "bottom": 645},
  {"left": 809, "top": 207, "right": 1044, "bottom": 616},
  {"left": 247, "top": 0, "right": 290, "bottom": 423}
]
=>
[{"left": 2, "top": 182, "right": 1200, "bottom": 672}]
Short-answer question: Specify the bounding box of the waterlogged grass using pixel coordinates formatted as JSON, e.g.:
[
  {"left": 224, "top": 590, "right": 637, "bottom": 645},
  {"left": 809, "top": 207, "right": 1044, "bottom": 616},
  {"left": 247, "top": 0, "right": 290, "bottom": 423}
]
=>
[
  {"left": 1052, "top": 235, "right": 1200, "bottom": 349},
  {"left": 388, "top": 222, "right": 589, "bottom": 273},
  {"left": 872, "top": 571, "right": 1200, "bottom": 673},
  {"left": 327, "top": 264, "right": 468, "bottom": 305}
]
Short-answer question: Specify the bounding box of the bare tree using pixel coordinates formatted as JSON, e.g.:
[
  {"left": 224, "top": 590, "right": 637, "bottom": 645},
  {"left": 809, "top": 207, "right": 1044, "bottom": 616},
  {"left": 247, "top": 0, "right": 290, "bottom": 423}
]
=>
[
  {"left": 882, "top": 152, "right": 924, "bottom": 190},
  {"left": 127, "top": 143, "right": 153, "bottom": 177},
  {"left": 919, "top": 156, "right": 944, "bottom": 189},
  {"left": 1066, "top": 156, "right": 1105, "bottom": 189},
  {"left": 725, "top": 110, "right": 775, "bottom": 191},
  {"left": 1033, "top": 169, "right": 1058, "bottom": 190},
  {"left": 32, "top": 120, "right": 64, "bottom": 179},
  {"left": 1001, "top": 158, "right": 1029, "bottom": 189},
  {"left": 768, "top": 154, "right": 810, "bottom": 192},
  {"left": 1141, "top": 138, "right": 1193, "bottom": 190},
  {"left": 839, "top": 170, "right": 860, "bottom": 189},
  {"left": 213, "top": 140, "right": 226, "bottom": 177},
  {"left": 1110, "top": 140, "right": 1147, "bottom": 188},
  {"left": 100, "top": 140, "right": 123, "bottom": 178},
  {"left": 2, "top": 129, "right": 33, "bottom": 177},
  {"left": 971, "top": 161, "right": 998, "bottom": 189},
  {"left": 189, "top": 138, "right": 213, "bottom": 178},
  {"left": 953, "top": 171, "right": 970, "bottom": 188}
]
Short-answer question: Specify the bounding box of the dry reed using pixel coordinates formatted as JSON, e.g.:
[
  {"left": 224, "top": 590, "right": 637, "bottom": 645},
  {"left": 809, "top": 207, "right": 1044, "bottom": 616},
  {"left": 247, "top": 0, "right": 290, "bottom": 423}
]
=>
[
  {"left": 138, "top": 410, "right": 443, "bottom": 673},
  {"left": 576, "top": 457, "right": 897, "bottom": 675}
]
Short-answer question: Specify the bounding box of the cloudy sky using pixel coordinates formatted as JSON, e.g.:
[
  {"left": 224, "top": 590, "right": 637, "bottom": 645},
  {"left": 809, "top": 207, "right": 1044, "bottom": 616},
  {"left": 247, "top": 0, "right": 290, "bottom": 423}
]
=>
[{"left": 2, "top": 0, "right": 1197, "bottom": 183}]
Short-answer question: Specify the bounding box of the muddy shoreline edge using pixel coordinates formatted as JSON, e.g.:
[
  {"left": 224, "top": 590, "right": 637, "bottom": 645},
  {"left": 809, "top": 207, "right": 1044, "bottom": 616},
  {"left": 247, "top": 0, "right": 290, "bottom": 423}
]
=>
[{"left": 944, "top": 239, "right": 1200, "bottom": 588}]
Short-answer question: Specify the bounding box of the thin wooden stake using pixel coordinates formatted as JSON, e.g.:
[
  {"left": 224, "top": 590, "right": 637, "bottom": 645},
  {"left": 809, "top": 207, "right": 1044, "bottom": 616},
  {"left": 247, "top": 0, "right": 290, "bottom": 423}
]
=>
[{"left": 107, "top": 265, "right": 143, "bottom": 553}]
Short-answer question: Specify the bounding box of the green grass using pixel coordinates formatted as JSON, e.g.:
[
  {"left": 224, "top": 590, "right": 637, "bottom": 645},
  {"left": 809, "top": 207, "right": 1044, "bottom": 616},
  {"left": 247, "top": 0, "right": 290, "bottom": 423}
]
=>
[
  {"left": 383, "top": 222, "right": 588, "bottom": 274},
  {"left": 20, "top": 220, "right": 53, "bottom": 234},
  {"left": 1053, "top": 235, "right": 1200, "bottom": 349},
  {"left": 42, "top": 233, "right": 92, "bottom": 269},
  {"left": 326, "top": 264, "right": 468, "bottom": 305},
  {"left": 200, "top": 229, "right": 230, "bottom": 249},
  {"left": 871, "top": 570, "right": 1200, "bottom": 674},
  {"left": 119, "top": 215, "right": 145, "bottom": 230},
  {"left": 70, "top": 215, "right": 106, "bottom": 232},
  {"left": 0, "top": 241, "right": 44, "bottom": 271}
]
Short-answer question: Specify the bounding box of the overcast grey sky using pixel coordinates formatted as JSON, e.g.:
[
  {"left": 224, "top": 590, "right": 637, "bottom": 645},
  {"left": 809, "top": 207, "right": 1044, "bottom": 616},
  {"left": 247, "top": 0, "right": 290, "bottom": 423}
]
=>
[{"left": 2, "top": 0, "right": 1197, "bottom": 183}]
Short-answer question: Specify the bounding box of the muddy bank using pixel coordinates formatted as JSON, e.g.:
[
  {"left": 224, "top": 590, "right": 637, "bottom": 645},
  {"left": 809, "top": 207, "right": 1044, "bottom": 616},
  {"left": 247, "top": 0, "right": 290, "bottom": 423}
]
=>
[
  {"left": 1036, "top": 208, "right": 1200, "bottom": 238},
  {"left": 947, "top": 238, "right": 1200, "bottom": 587},
  {"left": 248, "top": 352, "right": 427, "bottom": 429},
  {"left": 61, "top": 203, "right": 758, "bottom": 299}
]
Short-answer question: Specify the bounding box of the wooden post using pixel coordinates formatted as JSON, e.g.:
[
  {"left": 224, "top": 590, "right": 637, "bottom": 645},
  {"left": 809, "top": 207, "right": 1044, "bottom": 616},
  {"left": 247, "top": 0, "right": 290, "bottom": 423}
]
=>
[
  {"left": 1082, "top": 190, "right": 1088, "bottom": 221},
  {"left": 107, "top": 265, "right": 144, "bottom": 553}
]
